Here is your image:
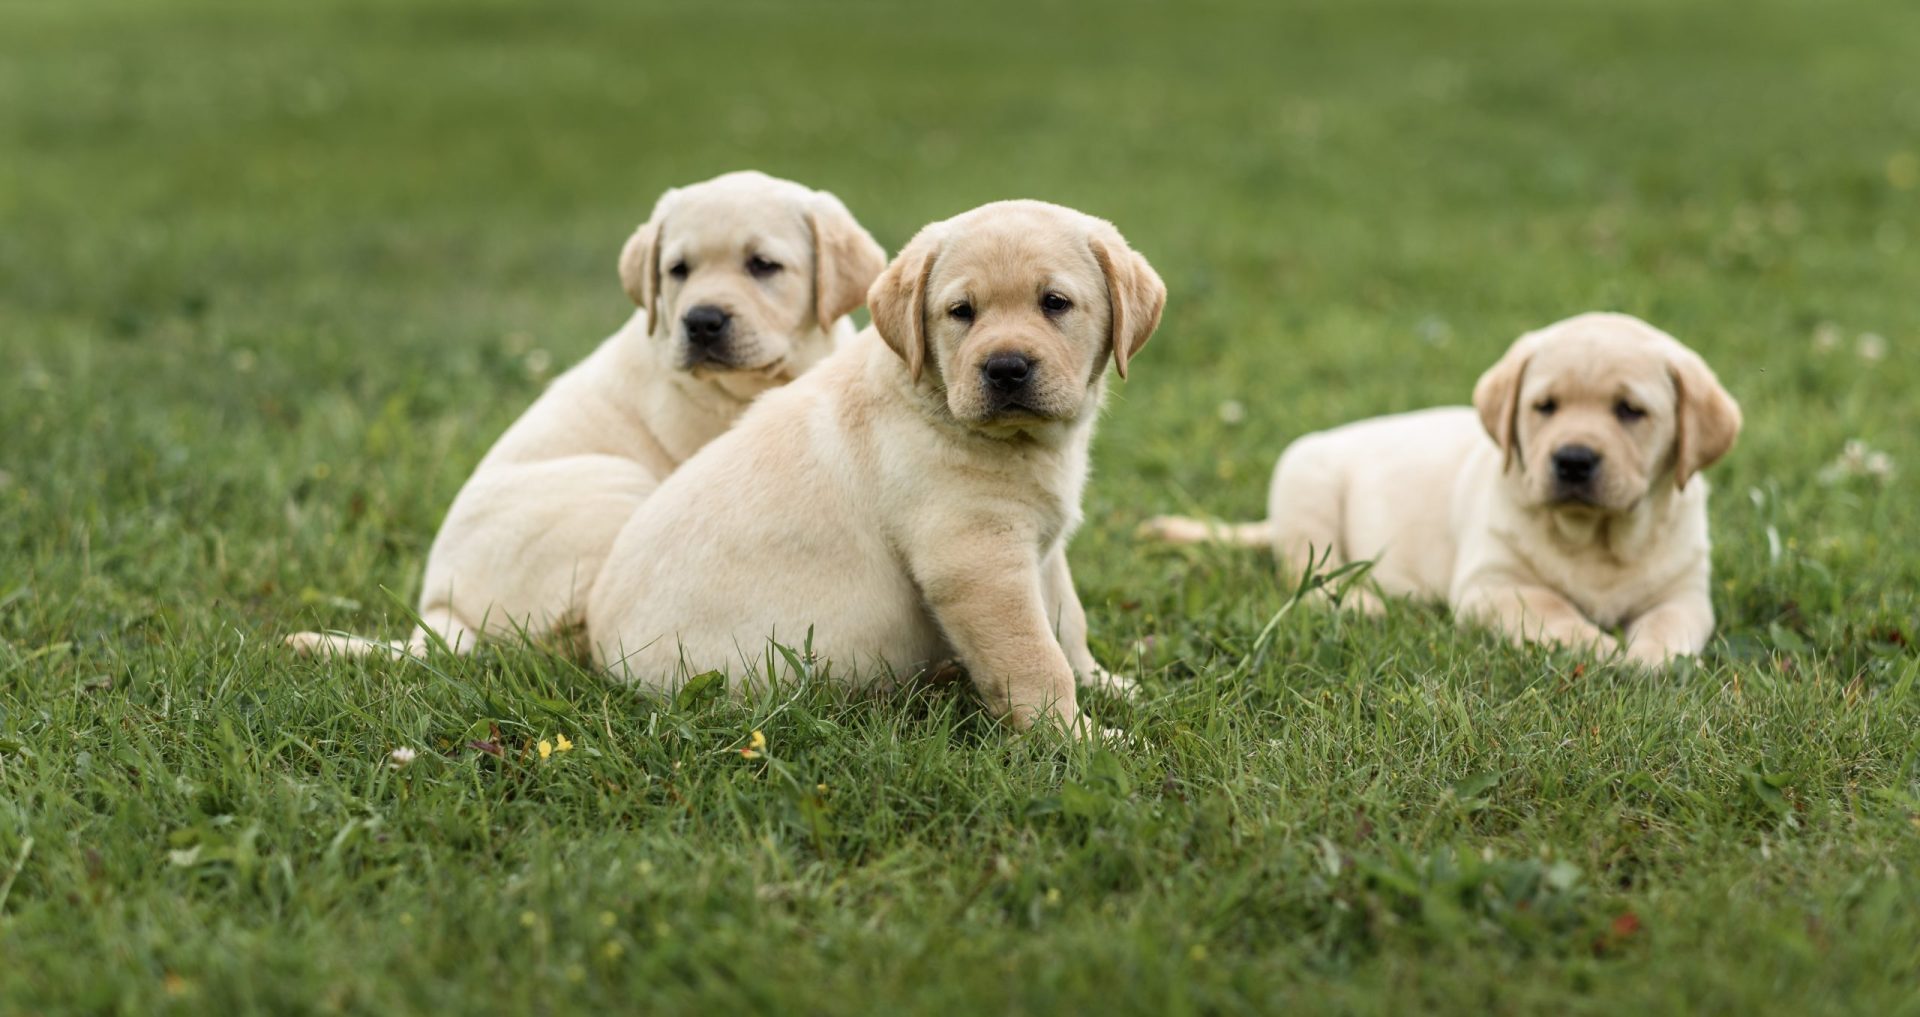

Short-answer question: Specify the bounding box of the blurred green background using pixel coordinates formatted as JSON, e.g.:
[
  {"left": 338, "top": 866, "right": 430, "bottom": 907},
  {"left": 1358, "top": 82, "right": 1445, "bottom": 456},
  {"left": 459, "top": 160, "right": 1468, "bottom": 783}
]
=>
[{"left": 3, "top": 0, "right": 1918, "bottom": 1013}]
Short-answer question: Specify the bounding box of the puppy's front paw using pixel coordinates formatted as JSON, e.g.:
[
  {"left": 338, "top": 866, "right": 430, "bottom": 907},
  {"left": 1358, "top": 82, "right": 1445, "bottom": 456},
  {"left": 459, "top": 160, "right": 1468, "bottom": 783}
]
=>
[
  {"left": 1085, "top": 720, "right": 1141, "bottom": 749},
  {"left": 1078, "top": 664, "right": 1139, "bottom": 700},
  {"left": 1623, "top": 638, "right": 1689, "bottom": 668}
]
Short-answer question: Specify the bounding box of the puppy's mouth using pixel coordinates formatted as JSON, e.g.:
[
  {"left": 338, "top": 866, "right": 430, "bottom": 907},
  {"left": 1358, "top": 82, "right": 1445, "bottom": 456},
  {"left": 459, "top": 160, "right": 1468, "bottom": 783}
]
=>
[
  {"left": 961, "top": 400, "right": 1075, "bottom": 440},
  {"left": 677, "top": 342, "right": 785, "bottom": 378},
  {"left": 1544, "top": 483, "right": 1642, "bottom": 514},
  {"left": 1548, "top": 486, "right": 1603, "bottom": 508},
  {"left": 979, "top": 396, "right": 1076, "bottom": 426},
  {"left": 985, "top": 399, "right": 1048, "bottom": 419}
]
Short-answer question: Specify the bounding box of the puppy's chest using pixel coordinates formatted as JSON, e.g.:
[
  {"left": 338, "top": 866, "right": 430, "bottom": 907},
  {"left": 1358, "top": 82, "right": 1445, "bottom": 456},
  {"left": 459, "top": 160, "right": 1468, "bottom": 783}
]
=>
[
  {"left": 1526, "top": 541, "right": 1685, "bottom": 627},
  {"left": 929, "top": 443, "right": 1087, "bottom": 552},
  {"left": 1023, "top": 450, "right": 1090, "bottom": 551},
  {"left": 645, "top": 394, "right": 741, "bottom": 463}
]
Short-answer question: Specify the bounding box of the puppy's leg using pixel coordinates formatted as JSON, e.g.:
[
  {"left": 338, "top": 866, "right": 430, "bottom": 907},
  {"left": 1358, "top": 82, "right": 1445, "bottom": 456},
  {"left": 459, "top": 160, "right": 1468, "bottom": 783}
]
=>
[
  {"left": 1454, "top": 583, "right": 1620, "bottom": 657},
  {"left": 913, "top": 541, "right": 1081, "bottom": 734},
  {"left": 1042, "top": 548, "right": 1135, "bottom": 698},
  {"left": 1623, "top": 591, "right": 1714, "bottom": 666},
  {"left": 1268, "top": 441, "right": 1382, "bottom": 612},
  {"left": 416, "top": 455, "right": 657, "bottom": 649}
]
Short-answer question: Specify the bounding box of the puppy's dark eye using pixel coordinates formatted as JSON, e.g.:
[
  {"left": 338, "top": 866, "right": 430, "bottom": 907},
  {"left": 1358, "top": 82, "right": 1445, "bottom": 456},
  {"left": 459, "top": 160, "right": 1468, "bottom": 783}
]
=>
[
  {"left": 747, "top": 255, "right": 782, "bottom": 278},
  {"left": 668, "top": 261, "right": 690, "bottom": 280},
  {"left": 1614, "top": 400, "right": 1646, "bottom": 423},
  {"left": 1535, "top": 397, "right": 1558, "bottom": 415},
  {"left": 1041, "top": 292, "right": 1072, "bottom": 314},
  {"left": 949, "top": 302, "right": 974, "bottom": 323}
]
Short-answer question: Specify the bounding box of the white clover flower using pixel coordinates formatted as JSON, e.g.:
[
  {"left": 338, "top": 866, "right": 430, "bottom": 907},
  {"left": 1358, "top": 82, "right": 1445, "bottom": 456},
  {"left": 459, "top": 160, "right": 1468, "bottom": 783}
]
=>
[
  {"left": 1811, "top": 321, "right": 1840, "bottom": 353},
  {"left": 1818, "top": 440, "right": 1894, "bottom": 485}
]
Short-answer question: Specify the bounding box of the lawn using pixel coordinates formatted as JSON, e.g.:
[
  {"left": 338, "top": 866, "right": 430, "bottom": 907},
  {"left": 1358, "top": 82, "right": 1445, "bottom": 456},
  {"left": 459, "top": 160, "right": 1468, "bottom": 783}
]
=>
[{"left": 3, "top": 0, "right": 1919, "bottom": 1012}]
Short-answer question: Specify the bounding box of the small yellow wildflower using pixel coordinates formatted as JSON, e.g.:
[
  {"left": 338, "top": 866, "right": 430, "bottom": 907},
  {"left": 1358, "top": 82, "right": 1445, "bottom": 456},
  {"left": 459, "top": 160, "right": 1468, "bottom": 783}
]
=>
[
  {"left": 555, "top": 733, "right": 574, "bottom": 753},
  {"left": 602, "top": 941, "right": 625, "bottom": 961},
  {"left": 538, "top": 740, "right": 553, "bottom": 760},
  {"left": 599, "top": 911, "right": 617, "bottom": 929},
  {"left": 741, "top": 729, "right": 767, "bottom": 759}
]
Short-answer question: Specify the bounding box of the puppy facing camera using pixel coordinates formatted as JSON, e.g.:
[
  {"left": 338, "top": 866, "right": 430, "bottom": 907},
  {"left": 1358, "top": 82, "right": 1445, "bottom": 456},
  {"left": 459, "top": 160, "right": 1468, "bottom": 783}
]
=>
[
  {"left": 1143, "top": 312, "right": 1741, "bottom": 666},
  {"left": 588, "top": 200, "right": 1163, "bottom": 735}
]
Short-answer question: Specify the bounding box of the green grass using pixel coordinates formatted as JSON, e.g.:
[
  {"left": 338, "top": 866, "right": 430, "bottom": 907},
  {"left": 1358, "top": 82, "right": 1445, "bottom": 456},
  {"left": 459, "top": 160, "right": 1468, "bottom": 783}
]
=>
[{"left": 4, "top": 0, "right": 1919, "bottom": 1012}]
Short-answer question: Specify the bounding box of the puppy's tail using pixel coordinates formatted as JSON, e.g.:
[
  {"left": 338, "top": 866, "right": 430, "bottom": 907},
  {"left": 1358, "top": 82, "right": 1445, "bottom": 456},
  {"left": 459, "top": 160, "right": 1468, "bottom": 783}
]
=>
[
  {"left": 1137, "top": 514, "right": 1272, "bottom": 549},
  {"left": 285, "top": 630, "right": 423, "bottom": 660}
]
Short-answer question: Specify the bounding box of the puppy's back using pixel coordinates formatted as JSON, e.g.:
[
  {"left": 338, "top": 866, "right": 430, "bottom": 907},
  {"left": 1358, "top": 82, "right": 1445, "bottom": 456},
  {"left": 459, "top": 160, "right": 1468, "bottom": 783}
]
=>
[{"left": 1270, "top": 406, "right": 1487, "bottom": 599}]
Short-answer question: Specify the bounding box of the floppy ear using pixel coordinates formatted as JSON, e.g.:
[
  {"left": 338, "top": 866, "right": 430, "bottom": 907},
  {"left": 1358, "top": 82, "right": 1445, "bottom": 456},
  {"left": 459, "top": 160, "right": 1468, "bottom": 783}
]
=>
[
  {"left": 618, "top": 188, "right": 678, "bottom": 328},
  {"left": 806, "top": 191, "right": 887, "bottom": 331},
  {"left": 1473, "top": 337, "right": 1534, "bottom": 471},
  {"left": 867, "top": 228, "right": 940, "bottom": 382},
  {"left": 1089, "top": 231, "right": 1167, "bottom": 380},
  {"left": 1668, "top": 347, "right": 1741, "bottom": 490}
]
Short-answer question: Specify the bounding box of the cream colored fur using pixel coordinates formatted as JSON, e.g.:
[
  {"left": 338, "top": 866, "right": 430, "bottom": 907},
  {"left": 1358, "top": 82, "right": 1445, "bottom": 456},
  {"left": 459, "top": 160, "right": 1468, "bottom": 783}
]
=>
[
  {"left": 289, "top": 171, "right": 885, "bottom": 658},
  {"left": 1143, "top": 312, "right": 1741, "bottom": 666},
  {"left": 587, "top": 200, "right": 1165, "bottom": 734}
]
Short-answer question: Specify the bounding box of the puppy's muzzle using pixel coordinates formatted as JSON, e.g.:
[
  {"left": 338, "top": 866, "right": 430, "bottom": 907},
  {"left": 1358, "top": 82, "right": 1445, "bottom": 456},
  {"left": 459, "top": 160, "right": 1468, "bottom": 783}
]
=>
[{"left": 1551, "top": 444, "right": 1602, "bottom": 501}]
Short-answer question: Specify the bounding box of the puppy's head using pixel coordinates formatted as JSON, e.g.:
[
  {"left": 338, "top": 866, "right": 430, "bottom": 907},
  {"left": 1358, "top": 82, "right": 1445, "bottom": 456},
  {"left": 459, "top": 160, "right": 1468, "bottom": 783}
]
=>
[
  {"left": 1474, "top": 312, "right": 1741, "bottom": 512},
  {"left": 618, "top": 170, "right": 886, "bottom": 383},
  {"left": 867, "top": 200, "right": 1165, "bottom": 433}
]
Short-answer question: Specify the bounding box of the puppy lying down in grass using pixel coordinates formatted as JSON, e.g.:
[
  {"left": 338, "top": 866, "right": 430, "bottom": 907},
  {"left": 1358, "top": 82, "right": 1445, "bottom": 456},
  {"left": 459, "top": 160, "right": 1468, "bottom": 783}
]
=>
[
  {"left": 587, "top": 201, "right": 1163, "bottom": 735},
  {"left": 1145, "top": 313, "right": 1741, "bottom": 666},
  {"left": 289, "top": 171, "right": 885, "bottom": 658}
]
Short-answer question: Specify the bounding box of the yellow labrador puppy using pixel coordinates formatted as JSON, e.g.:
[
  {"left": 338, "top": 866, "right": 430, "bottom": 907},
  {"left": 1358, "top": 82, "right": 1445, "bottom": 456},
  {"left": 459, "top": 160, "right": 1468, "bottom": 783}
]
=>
[
  {"left": 588, "top": 200, "right": 1164, "bottom": 732},
  {"left": 1145, "top": 312, "right": 1741, "bottom": 665},
  {"left": 289, "top": 171, "right": 886, "bottom": 658}
]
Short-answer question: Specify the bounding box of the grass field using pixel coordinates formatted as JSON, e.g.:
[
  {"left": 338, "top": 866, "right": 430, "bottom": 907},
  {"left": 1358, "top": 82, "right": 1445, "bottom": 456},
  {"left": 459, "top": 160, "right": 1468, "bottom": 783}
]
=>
[{"left": 4, "top": 0, "right": 1920, "bottom": 1012}]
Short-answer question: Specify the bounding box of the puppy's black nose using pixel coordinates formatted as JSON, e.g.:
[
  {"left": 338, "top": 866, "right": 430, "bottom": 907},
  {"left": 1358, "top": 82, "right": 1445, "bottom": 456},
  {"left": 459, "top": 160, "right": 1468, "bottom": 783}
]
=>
[
  {"left": 682, "top": 305, "right": 731, "bottom": 345},
  {"left": 982, "top": 353, "right": 1033, "bottom": 393},
  {"left": 1553, "top": 444, "right": 1601, "bottom": 485}
]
